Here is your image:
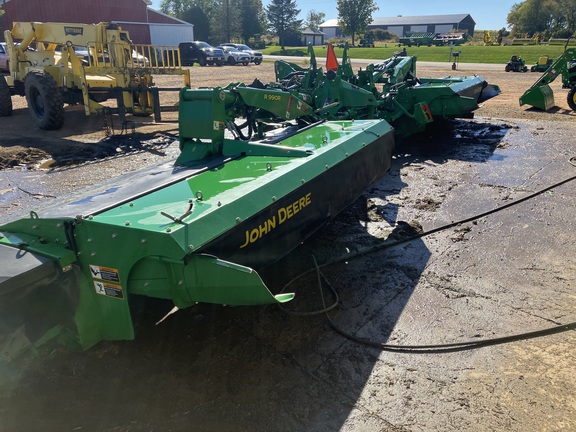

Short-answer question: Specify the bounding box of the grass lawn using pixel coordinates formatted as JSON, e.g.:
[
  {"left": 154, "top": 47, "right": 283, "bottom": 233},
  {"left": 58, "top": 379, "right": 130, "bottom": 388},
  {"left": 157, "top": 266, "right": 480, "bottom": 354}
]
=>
[{"left": 262, "top": 44, "right": 567, "bottom": 65}]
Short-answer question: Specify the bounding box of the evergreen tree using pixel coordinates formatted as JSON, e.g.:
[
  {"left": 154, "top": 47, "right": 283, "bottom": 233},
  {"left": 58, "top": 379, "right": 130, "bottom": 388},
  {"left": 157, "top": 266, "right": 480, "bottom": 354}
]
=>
[{"left": 266, "top": 0, "right": 303, "bottom": 50}]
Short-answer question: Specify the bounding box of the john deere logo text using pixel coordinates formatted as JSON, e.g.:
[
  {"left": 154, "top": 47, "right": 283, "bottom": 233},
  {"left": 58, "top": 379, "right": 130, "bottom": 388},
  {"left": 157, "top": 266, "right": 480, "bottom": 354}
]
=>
[
  {"left": 240, "top": 192, "right": 312, "bottom": 248},
  {"left": 64, "top": 27, "right": 84, "bottom": 36}
]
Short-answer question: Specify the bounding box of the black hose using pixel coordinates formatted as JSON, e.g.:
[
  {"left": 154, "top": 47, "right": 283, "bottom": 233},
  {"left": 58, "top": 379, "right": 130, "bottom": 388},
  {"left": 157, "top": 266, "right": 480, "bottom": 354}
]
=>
[{"left": 279, "top": 171, "right": 576, "bottom": 352}]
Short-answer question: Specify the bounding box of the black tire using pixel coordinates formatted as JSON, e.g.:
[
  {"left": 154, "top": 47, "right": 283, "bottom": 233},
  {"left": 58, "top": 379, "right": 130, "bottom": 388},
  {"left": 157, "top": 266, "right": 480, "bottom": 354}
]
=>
[
  {"left": 227, "top": 56, "right": 235, "bottom": 65},
  {"left": 198, "top": 57, "right": 207, "bottom": 67},
  {"left": 0, "top": 75, "right": 13, "bottom": 117},
  {"left": 24, "top": 70, "right": 64, "bottom": 130},
  {"left": 505, "top": 64, "right": 511, "bottom": 72},
  {"left": 567, "top": 87, "right": 576, "bottom": 111},
  {"left": 254, "top": 59, "right": 262, "bottom": 65},
  {"left": 216, "top": 61, "right": 223, "bottom": 67}
]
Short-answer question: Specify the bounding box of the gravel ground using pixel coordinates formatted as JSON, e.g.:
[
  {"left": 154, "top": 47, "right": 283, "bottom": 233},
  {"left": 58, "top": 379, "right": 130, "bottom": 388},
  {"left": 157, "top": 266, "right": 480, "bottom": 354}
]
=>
[{"left": 0, "top": 60, "right": 575, "bottom": 431}]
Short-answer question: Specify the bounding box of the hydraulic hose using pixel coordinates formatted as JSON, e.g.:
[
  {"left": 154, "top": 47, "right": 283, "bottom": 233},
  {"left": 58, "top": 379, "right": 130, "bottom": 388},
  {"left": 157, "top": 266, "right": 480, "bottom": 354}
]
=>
[{"left": 279, "top": 170, "right": 576, "bottom": 353}]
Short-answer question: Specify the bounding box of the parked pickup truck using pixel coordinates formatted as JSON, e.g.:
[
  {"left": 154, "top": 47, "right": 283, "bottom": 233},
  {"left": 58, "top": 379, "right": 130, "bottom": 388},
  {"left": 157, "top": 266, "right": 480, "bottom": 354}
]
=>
[{"left": 179, "top": 41, "right": 225, "bottom": 66}]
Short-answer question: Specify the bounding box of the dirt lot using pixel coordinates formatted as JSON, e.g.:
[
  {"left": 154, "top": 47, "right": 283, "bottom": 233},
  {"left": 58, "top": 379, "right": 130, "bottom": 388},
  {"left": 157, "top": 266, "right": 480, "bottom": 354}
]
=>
[
  {"left": 1, "top": 61, "right": 575, "bottom": 431},
  {"left": 0, "top": 61, "right": 574, "bottom": 170}
]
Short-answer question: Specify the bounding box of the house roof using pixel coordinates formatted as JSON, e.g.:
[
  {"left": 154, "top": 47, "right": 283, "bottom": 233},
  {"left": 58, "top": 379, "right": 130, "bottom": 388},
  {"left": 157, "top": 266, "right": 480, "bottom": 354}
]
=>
[
  {"left": 302, "top": 28, "right": 324, "bottom": 35},
  {"left": 319, "top": 19, "right": 339, "bottom": 28},
  {"left": 320, "top": 14, "right": 475, "bottom": 28}
]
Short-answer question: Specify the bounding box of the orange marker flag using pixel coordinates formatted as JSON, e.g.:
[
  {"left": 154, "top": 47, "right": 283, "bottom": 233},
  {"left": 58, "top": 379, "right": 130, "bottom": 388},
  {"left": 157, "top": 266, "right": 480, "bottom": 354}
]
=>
[{"left": 326, "top": 44, "right": 339, "bottom": 71}]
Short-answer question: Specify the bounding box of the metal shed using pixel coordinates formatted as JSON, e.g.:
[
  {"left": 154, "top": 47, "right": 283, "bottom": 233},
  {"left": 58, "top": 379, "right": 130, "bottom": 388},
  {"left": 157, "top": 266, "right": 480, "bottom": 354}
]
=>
[{"left": 319, "top": 13, "right": 476, "bottom": 39}]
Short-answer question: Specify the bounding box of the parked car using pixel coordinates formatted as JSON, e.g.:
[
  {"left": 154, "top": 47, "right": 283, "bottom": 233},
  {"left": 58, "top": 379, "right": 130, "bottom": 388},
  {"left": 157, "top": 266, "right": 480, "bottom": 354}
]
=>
[
  {"left": 131, "top": 50, "right": 150, "bottom": 67},
  {"left": 220, "top": 43, "right": 263, "bottom": 65},
  {"left": 178, "top": 41, "right": 225, "bottom": 67},
  {"left": 0, "top": 42, "right": 10, "bottom": 72},
  {"left": 218, "top": 45, "right": 250, "bottom": 66}
]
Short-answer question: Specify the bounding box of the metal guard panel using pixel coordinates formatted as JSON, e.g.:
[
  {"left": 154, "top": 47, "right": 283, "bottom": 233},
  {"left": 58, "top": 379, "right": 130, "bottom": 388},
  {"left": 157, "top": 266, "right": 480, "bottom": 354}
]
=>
[
  {"left": 91, "top": 120, "right": 394, "bottom": 251},
  {"left": 176, "top": 254, "right": 294, "bottom": 306}
]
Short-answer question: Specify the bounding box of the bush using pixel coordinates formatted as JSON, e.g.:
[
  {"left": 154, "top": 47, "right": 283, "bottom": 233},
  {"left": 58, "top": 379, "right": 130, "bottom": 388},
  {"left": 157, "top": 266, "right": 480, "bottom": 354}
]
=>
[
  {"left": 269, "top": 48, "right": 307, "bottom": 56},
  {"left": 326, "top": 37, "right": 350, "bottom": 47},
  {"left": 373, "top": 29, "right": 397, "bottom": 42}
]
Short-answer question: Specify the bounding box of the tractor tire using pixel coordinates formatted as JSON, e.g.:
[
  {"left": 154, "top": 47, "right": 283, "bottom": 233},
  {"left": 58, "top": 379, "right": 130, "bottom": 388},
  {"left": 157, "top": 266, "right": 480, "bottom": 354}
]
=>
[
  {"left": 0, "top": 75, "right": 13, "bottom": 117},
  {"left": 567, "top": 87, "right": 576, "bottom": 111},
  {"left": 227, "top": 56, "right": 235, "bottom": 65},
  {"left": 24, "top": 70, "right": 64, "bottom": 130}
]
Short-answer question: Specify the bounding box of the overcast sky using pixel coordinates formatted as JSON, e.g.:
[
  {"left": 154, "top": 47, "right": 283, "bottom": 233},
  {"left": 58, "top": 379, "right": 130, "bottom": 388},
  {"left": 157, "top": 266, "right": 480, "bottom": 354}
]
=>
[{"left": 149, "top": 0, "right": 518, "bottom": 30}]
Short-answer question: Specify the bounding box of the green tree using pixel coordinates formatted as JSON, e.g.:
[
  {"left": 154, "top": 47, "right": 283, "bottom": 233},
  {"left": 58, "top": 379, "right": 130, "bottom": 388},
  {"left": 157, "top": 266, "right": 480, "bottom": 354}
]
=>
[
  {"left": 159, "top": 0, "right": 189, "bottom": 16},
  {"left": 336, "top": 0, "right": 378, "bottom": 45},
  {"left": 160, "top": 0, "right": 222, "bottom": 44},
  {"left": 266, "top": 0, "right": 303, "bottom": 50},
  {"left": 211, "top": 0, "right": 241, "bottom": 43},
  {"left": 181, "top": 6, "right": 211, "bottom": 41},
  {"left": 305, "top": 10, "right": 325, "bottom": 31},
  {"left": 556, "top": 0, "right": 576, "bottom": 35},
  {"left": 507, "top": 0, "right": 567, "bottom": 37},
  {"left": 238, "top": 0, "right": 267, "bottom": 43}
]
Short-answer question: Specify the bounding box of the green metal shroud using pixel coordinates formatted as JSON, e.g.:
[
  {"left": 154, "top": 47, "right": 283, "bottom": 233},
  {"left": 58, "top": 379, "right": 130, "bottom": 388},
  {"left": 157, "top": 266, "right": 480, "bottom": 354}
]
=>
[{"left": 0, "top": 119, "right": 394, "bottom": 351}]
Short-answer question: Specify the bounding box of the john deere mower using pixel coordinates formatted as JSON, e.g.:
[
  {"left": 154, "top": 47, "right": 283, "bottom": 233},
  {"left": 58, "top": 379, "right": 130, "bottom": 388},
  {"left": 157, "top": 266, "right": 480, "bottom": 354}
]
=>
[{"left": 0, "top": 43, "right": 500, "bottom": 358}]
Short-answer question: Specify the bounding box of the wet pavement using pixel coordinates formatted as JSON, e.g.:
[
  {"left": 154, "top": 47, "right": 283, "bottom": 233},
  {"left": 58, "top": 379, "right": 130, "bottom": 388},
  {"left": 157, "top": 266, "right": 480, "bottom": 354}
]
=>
[{"left": 1, "top": 116, "right": 575, "bottom": 431}]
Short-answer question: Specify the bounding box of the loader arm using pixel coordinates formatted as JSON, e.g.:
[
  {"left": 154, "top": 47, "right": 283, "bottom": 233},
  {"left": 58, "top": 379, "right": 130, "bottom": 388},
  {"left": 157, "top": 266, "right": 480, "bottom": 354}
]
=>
[{"left": 520, "top": 48, "right": 576, "bottom": 110}]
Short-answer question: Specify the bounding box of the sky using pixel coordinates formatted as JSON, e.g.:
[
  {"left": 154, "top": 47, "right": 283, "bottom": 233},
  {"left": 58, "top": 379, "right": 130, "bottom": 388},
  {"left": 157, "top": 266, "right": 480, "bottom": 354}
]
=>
[{"left": 149, "top": 0, "right": 518, "bottom": 30}]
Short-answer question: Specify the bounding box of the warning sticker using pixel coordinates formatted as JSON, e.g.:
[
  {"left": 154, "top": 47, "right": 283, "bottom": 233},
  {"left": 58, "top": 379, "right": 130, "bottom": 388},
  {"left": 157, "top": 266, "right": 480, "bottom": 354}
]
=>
[
  {"left": 89, "top": 265, "right": 120, "bottom": 283},
  {"left": 94, "top": 281, "right": 124, "bottom": 300}
]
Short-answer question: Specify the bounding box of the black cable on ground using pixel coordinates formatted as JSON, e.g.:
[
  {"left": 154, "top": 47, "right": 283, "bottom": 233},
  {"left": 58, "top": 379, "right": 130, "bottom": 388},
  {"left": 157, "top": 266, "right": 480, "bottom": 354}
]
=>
[
  {"left": 313, "top": 257, "right": 576, "bottom": 353},
  {"left": 278, "top": 171, "right": 576, "bottom": 352}
]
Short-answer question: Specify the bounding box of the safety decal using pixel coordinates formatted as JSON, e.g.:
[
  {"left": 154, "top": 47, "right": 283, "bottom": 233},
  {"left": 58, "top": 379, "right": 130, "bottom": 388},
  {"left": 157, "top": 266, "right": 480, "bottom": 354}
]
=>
[
  {"left": 94, "top": 281, "right": 124, "bottom": 300},
  {"left": 89, "top": 265, "right": 120, "bottom": 283}
]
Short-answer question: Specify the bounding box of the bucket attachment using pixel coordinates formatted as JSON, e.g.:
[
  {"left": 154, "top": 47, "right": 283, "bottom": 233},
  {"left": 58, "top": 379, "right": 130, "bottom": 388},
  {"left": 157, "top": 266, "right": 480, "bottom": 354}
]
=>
[{"left": 520, "top": 84, "right": 555, "bottom": 111}]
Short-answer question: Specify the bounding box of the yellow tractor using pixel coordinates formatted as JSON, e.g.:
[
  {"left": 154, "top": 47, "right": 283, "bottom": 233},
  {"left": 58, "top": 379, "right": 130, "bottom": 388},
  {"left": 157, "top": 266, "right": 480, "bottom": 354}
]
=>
[{"left": 0, "top": 22, "right": 190, "bottom": 129}]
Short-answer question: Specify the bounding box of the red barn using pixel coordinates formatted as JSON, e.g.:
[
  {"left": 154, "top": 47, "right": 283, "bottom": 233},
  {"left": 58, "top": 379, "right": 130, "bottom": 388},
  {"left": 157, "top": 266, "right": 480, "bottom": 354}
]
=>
[{"left": 0, "top": 0, "right": 193, "bottom": 45}]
